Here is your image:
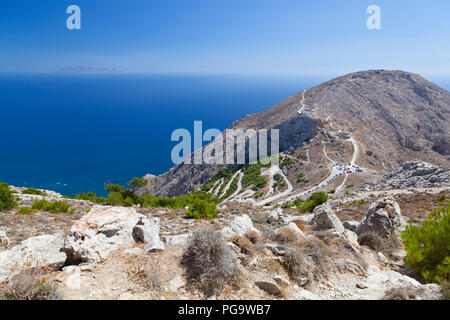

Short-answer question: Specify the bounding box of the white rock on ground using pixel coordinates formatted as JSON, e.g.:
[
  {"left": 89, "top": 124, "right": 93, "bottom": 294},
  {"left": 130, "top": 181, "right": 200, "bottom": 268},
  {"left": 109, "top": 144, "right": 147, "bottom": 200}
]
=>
[
  {"left": 311, "top": 203, "right": 345, "bottom": 233},
  {"left": 0, "top": 234, "right": 66, "bottom": 283},
  {"left": 132, "top": 217, "right": 165, "bottom": 253},
  {"left": 221, "top": 214, "right": 261, "bottom": 238},
  {"left": 64, "top": 205, "right": 163, "bottom": 263},
  {"left": 356, "top": 197, "right": 406, "bottom": 238},
  {"left": 164, "top": 233, "right": 191, "bottom": 247}
]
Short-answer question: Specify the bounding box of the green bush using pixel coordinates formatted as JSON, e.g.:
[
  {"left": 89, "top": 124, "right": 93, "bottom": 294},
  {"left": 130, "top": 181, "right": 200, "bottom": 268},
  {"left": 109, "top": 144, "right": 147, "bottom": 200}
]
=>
[
  {"left": 17, "top": 206, "right": 34, "bottom": 215},
  {"left": 297, "top": 192, "right": 328, "bottom": 212},
  {"left": 31, "top": 200, "right": 71, "bottom": 213},
  {"left": 401, "top": 205, "right": 449, "bottom": 283},
  {"left": 21, "top": 188, "right": 46, "bottom": 196},
  {"left": 0, "top": 182, "right": 18, "bottom": 211},
  {"left": 185, "top": 199, "right": 217, "bottom": 219},
  {"left": 127, "top": 177, "right": 147, "bottom": 190}
]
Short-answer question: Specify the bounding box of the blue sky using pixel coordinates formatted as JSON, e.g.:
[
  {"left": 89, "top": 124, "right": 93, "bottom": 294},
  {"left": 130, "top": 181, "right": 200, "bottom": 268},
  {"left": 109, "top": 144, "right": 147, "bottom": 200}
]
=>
[{"left": 1, "top": 0, "right": 449, "bottom": 76}]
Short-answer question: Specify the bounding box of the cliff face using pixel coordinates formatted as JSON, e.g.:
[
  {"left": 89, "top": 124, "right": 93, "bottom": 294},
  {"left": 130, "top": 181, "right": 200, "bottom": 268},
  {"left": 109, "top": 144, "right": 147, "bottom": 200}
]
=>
[{"left": 137, "top": 70, "right": 450, "bottom": 197}]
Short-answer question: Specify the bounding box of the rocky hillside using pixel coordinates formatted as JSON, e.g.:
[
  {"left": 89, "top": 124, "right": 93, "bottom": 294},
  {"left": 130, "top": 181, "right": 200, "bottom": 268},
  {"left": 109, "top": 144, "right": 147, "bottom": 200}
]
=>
[
  {"left": 360, "top": 161, "right": 450, "bottom": 191},
  {"left": 0, "top": 184, "right": 447, "bottom": 300},
  {"left": 137, "top": 70, "right": 450, "bottom": 199}
]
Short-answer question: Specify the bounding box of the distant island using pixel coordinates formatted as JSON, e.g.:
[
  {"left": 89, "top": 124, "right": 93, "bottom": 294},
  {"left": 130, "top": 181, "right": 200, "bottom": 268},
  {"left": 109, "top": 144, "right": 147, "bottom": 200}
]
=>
[{"left": 56, "top": 66, "right": 126, "bottom": 75}]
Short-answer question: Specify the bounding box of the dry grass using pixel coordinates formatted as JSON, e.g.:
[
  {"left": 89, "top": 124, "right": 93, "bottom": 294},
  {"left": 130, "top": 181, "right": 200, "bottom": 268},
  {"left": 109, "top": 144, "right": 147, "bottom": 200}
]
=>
[
  {"left": 282, "top": 237, "right": 331, "bottom": 285},
  {"left": 125, "top": 255, "right": 162, "bottom": 292},
  {"left": 357, "top": 231, "right": 399, "bottom": 259},
  {"left": 272, "top": 228, "right": 302, "bottom": 245},
  {"left": 181, "top": 227, "right": 241, "bottom": 297},
  {"left": 441, "top": 282, "right": 450, "bottom": 300},
  {"left": 229, "top": 236, "right": 257, "bottom": 256},
  {"left": 0, "top": 265, "right": 59, "bottom": 300},
  {"left": 245, "top": 230, "right": 261, "bottom": 244},
  {"left": 382, "top": 286, "right": 417, "bottom": 300}
]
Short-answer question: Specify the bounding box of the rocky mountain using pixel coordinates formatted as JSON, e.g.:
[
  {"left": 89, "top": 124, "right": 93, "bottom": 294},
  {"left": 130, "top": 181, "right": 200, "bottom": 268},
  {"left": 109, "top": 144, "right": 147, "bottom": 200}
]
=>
[
  {"left": 137, "top": 70, "right": 450, "bottom": 199},
  {"left": 360, "top": 161, "right": 450, "bottom": 191}
]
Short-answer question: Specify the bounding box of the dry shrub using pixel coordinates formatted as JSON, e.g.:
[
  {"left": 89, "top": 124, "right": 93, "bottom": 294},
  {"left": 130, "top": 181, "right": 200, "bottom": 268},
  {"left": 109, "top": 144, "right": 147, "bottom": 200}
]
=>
[
  {"left": 272, "top": 228, "right": 301, "bottom": 245},
  {"left": 358, "top": 232, "right": 399, "bottom": 258},
  {"left": 229, "top": 236, "right": 257, "bottom": 256},
  {"left": 441, "top": 282, "right": 450, "bottom": 300},
  {"left": 295, "top": 220, "right": 306, "bottom": 232},
  {"left": 264, "top": 258, "right": 285, "bottom": 274},
  {"left": 382, "top": 286, "right": 417, "bottom": 300},
  {"left": 282, "top": 237, "right": 330, "bottom": 284},
  {"left": 245, "top": 230, "right": 261, "bottom": 244},
  {"left": 125, "top": 255, "right": 162, "bottom": 291},
  {"left": 315, "top": 231, "right": 368, "bottom": 275},
  {"left": 181, "top": 227, "right": 241, "bottom": 297},
  {"left": 0, "top": 266, "right": 59, "bottom": 300}
]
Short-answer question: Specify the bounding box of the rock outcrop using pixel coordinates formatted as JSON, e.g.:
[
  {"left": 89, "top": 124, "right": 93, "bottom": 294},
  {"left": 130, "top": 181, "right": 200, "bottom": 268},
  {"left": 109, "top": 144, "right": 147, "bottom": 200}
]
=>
[
  {"left": 356, "top": 197, "right": 407, "bottom": 238},
  {"left": 360, "top": 161, "right": 450, "bottom": 191},
  {"left": 64, "top": 205, "right": 163, "bottom": 263},
  {"left": 311, "top": 203, "right": 345, "bottom": 233},
  {"left": 0, "top": 234, "right": 66, "bottom": 283},
  {"left": 221, "top": 214, "right": 261, "bottom": 238}
]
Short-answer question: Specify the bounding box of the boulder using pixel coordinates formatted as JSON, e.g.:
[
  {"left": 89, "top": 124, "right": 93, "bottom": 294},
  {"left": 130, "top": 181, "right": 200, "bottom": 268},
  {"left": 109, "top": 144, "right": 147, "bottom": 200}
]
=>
[
  {"left": 356, "top": 197, "right": 406, "bottom": 238},
  {"left": 343, "top": 220, "right": 359, "bottom": 232},
  {"left": 221, "top": 214, "right": 261, "bottom": 238},
  {"left": 164, "top": 233, "right": 191, "bottom": 247},
  {"left": 64, "top": 205, "right": 163, "bottom": 263},
  {"left": 255, "top": 281, "right": 282, "bottom": 296},
  {"left": 0, "top": 234, "right": 66, "bottom": 283},
  {"left": 268, "top": 208, "right": 283, "bottom": 223},
  {"left": 132, "top": 217, "right": 165, "bottom": 253},
  {"left": 311, "top": 204, "right": 344, "bottom": 233}
]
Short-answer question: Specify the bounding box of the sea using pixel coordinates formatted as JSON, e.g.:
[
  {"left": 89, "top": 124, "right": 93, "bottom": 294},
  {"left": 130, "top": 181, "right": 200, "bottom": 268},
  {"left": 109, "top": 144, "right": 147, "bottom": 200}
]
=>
[{"left": 0, "top": 73, "right": 329, "bottom": 196}]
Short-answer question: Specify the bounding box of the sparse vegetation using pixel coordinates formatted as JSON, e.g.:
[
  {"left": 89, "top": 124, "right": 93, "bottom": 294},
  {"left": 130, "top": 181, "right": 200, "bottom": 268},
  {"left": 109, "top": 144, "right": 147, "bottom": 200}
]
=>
[
  {"left": 382, "top": 286, "right": 417, "bottom": 300},
  {"left": 17, "top": 206, "right": 34, "bottom": 215},
  {"left": 31, "top": 199, "right": 71, "bottom": 213},
  {"left": 282, "top": 237, "right": 330, "bottom": 284},
  {"left": 0, "top": 267, "right": 59, "bottom": 300},
  {"left": 242, "top": 162, "right": 269, "bottom": 190},
  {"left": 441, "top": 281, "right": 450, "bottom": 300},
  {"left": 21, "top": 188, "right": 46, "bottom": 196},
  {"left": 272, "top": 228, "right": 301, "bottom": 245},
  {"left": 181, "top": 227, "right": 241, "bottom": 297},
  {"left": 0, "top": 182, "right": 18, "bottom": 211},
  {"left": 127, "top": 177, "right": 147, "bottom": 190},
  {"left": 125, "top": 255, "right": 162, "bottom": 292},
  {"left": 229, "top": 236, "right": 257, "bottom": 255},
  {"left": 295, "top": 192, "right": 329, "bottom": 212},
  {"left": 185, "top": 198, "right": 217, "bottom": 220},
  {"left": 358, "top": 232, "right": 399, "bottom": 259},
  {"left": 401, "top": 204, "right": 449, "bottom": 284},
  {"left": 436, "top": 194, "right": 447, "bottom": 204}
]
